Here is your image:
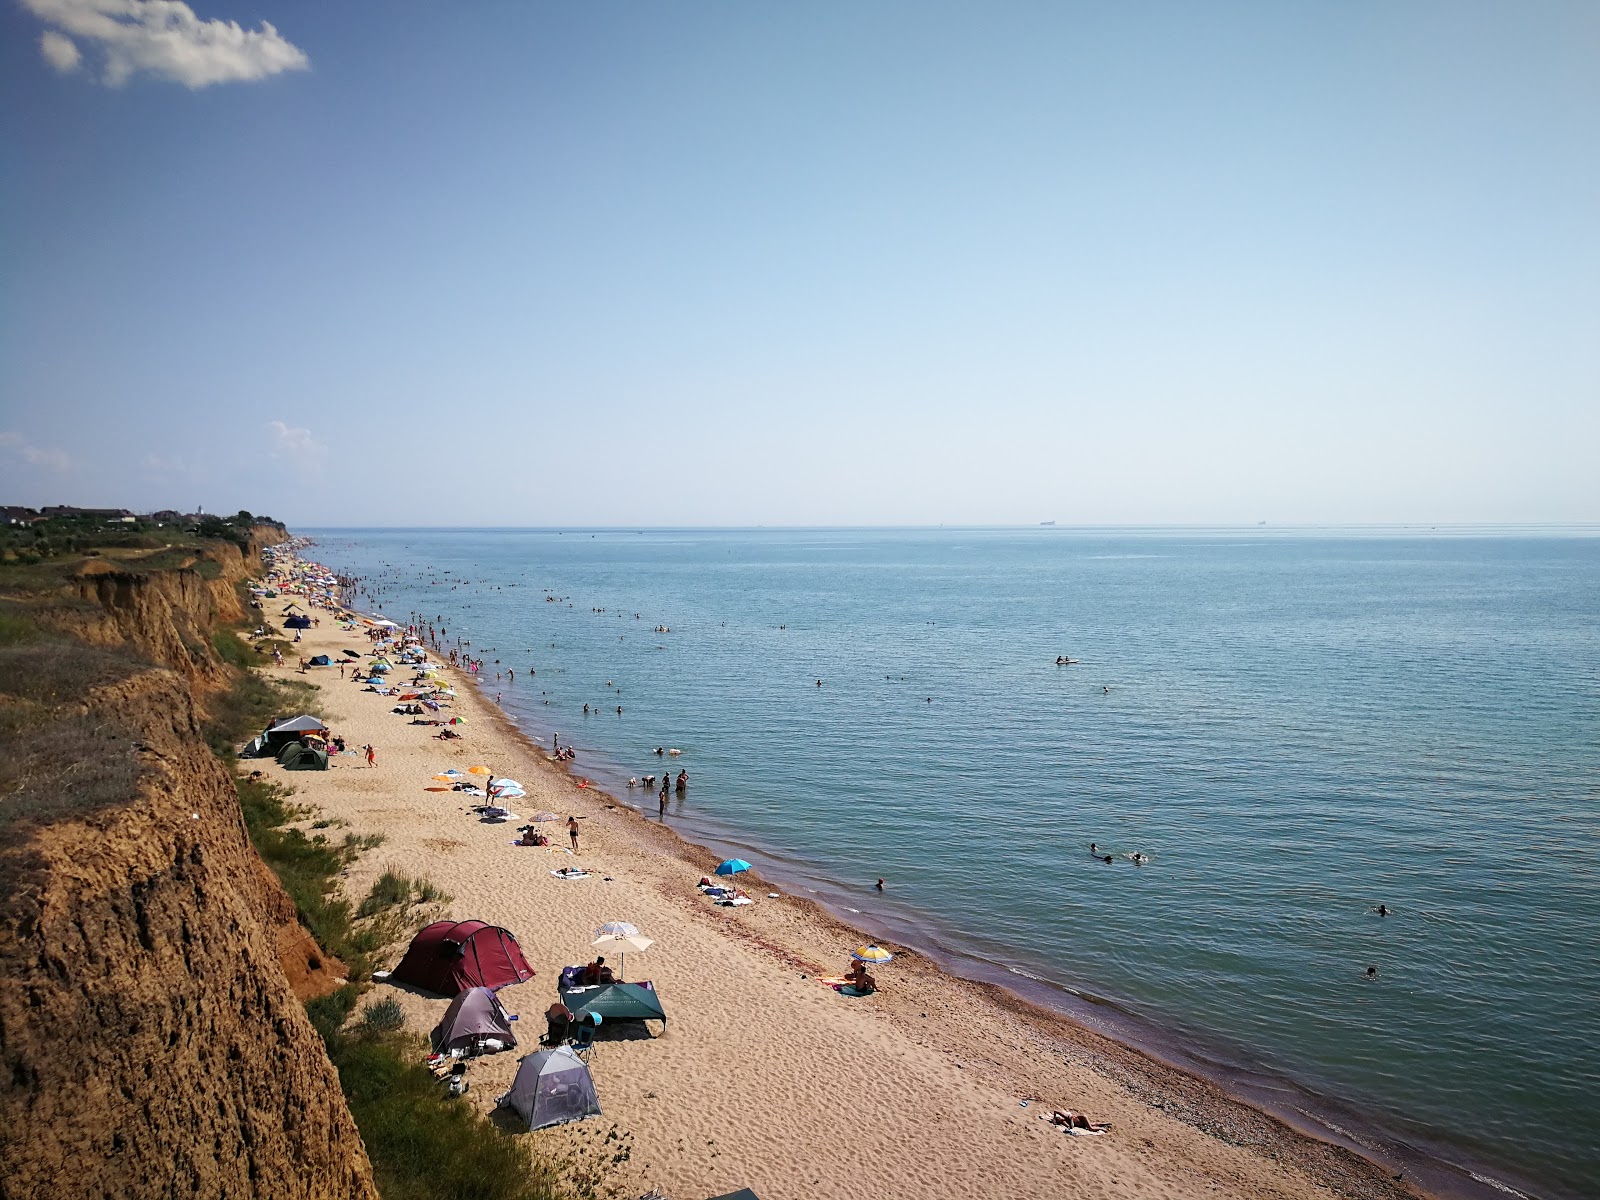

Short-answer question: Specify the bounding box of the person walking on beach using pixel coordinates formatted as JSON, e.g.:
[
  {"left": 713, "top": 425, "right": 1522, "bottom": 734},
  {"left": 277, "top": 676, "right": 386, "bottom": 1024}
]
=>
[
  {"left": 568, "top": 816, "right": 580, "bottom": 851},
  {"left": 364, "top": 744, "right": 376, "bottom": 768}
]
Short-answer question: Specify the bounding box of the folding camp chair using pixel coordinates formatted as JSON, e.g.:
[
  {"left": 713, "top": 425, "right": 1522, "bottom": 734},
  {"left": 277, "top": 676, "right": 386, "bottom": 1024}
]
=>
[{"left": 571, "top": 1016, "right": 598, "bottom": 1062}]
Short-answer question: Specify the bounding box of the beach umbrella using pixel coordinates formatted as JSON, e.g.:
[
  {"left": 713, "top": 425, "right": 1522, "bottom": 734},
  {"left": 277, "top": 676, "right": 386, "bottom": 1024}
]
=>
[
  {"left": 714, "top": 858, "right": 751, "bottom": 877},
  {"left": 468, "top": 765, "right": 493, "bottom": 776},
  {"left": 591, "top": 923, "right": 653, "bottom": 979},
  {"left": 490, "top": 779, "right": 524, "bottom": 792},
  {"left": 432, "top": 774, "right": 459, "bottom": 783},
  {"left": 850, "top": 943, "right": 894, "bottom": 966},
  {"left": 529, "top": 812, "right": 560, "bottom": 823}
]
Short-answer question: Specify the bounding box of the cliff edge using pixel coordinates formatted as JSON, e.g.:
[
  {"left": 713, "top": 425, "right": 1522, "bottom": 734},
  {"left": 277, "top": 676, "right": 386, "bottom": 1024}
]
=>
[{"left": 0, "top": 528, "right": 378, "bottom": 1199}]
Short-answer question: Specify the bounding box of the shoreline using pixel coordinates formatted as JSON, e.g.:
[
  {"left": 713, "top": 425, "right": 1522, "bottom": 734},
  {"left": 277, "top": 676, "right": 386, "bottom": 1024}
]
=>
[
  {"left": 469, "top": 653, "right": 1547, "bottom": 1200},
  {"left": 268, "top": 549, "right": 1512, "bottom": 1200}
]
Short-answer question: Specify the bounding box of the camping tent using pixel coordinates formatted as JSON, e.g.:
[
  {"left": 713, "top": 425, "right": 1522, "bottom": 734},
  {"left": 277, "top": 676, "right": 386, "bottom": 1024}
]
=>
[
  {"left": 276, "top": 742, "right": 328, "bottom": 771},
  {"left": 430, "top": 987, "right": 517, "bottom": 1055},
  {"left": 308, "top": 654, "right": 331, "bottom": 666},
  {"left": 263, "top": 715, "right": 328, "bottom": 753},
  {"left": 559, "top": 982, "right": 667, "bottom": 1031},
  {"left": 496, "top": 1047, "right": 601, "bottom": 1131},
  {"left": 285, "top": 615, "right": 312, "bottom": 629},
  {"left": 390, "top": 920, "right": 535, "bottom": 996}
]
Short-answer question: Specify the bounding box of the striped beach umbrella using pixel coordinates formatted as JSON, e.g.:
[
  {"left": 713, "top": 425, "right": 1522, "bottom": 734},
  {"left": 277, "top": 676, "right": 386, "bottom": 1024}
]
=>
[{"left": 851, "top": 943, "right": 894, "bottom": 966}]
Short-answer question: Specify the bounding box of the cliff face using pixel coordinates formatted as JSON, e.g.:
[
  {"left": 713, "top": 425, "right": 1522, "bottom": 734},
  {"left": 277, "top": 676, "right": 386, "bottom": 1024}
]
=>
[
  {"left": 0, "top": 528, "right": 378, "bottom": 1200},
  {"left": 45, "top": 528, "right": 278, "bottom": 692}
]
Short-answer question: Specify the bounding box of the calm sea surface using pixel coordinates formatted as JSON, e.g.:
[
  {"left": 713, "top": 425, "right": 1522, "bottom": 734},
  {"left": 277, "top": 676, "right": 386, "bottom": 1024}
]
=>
[{"left": 306, "top": 528, "right": 1599, "bottom": 1198}]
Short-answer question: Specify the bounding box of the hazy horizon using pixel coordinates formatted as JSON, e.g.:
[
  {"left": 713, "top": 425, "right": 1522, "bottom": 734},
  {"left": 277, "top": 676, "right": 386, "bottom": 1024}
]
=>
[{"left": 4, "top": 2, "right": 1597, "bottom": 528}]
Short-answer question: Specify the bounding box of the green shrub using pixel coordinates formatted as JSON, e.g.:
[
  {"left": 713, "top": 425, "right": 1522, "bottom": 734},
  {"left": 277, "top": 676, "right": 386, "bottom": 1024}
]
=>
[
  {"left": 358, "top": 870, "right": 412, "bottom": 918},
  {"left": 211, "top": 628, "right": 257, "bottom": 669},
  {"left": 360, "top": 997, "right": 405, "bottom": 1032},
  {"left": 306, "top": 984, "right": 360, "bottom": 1047}
]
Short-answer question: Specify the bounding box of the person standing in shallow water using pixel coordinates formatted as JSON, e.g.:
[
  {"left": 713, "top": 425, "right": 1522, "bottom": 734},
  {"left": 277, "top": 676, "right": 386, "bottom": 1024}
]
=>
[
  {"left": 658, "top": 783, "right": 668, "bottom": 818},
  {"left": 676, "top": 769, "right": 687, "bottom": 795}
]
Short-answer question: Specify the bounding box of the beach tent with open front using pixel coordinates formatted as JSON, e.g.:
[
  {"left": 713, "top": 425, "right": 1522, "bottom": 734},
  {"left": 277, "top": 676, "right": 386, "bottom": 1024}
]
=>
[
  {"left": 391, "top": 920, "right": 535, "bottom": 996},
  {"left": 496, "top": 1047, "right": 601, "bottom": 1131},
  {"left": 260, "top": 714, "right": 328, "bottom": 754},
  {"left": 430, "top": 986, "right": 517, "bottom": 1055},
  {"left": 558, "top": 982, "right": 667, "bottom": 1033},
  {"left": 276, "top": 742, "right": 328, "bottom": 771},
  {"left": 285, "top": 614, "right": 312, "bottom": 629}
]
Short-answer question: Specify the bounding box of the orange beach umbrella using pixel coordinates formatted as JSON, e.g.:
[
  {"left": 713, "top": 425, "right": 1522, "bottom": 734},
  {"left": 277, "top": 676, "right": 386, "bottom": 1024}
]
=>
[{"left": 467, "top": 765, "right": 493, "bottom": 776}]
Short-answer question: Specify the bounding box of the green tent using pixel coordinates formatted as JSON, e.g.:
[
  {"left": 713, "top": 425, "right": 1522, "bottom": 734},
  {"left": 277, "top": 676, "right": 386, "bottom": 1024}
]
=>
[
  {"left": 563, "top": 983, "right": 667, "bottom": 1031},
  {"left": 276, "top": 742, "right": 328, "bottom": 771}
]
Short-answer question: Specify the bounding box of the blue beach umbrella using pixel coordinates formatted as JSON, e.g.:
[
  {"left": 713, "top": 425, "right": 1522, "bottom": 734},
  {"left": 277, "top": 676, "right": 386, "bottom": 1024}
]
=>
[{"left": 714, "top": 858, "right": 751, "bottom": 877}]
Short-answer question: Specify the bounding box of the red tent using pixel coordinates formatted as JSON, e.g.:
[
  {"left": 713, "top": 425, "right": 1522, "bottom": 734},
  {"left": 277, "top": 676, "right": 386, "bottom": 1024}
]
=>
[{"left": 390, "top": 920, "right": 535, "bottom": 995}]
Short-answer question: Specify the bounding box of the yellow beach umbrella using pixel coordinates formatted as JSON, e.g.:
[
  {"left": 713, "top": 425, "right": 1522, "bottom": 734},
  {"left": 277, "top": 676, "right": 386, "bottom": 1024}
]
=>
[
  {"left": 432, "top": 774, "right": 457, "bottom": 783},
  {"left": 850, "top": 943, "right": 894, "bottom": 966}
]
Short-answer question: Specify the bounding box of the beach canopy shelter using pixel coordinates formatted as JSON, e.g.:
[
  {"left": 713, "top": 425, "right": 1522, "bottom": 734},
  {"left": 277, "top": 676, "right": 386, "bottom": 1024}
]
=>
[
  {"left": 430, "top": 986, "right": 517, "bottom": 1055},
  {"left": 276, "top": 742, "right": 328, "bottom": 771},
  {"left": 496, "top": 1047, "right": 601, "bottom": 1131},
  {"left": 560, "top": 982, "right": 667, "bottom": 1031},
  {"left": 263, "top": 714, "right": 328, "bottom": 752},
  {"left": 285, "top": 614, "right": 312, "bottom": 629},
  {"left": 391, "top": 920, "right": 535, "bottom": 996}
]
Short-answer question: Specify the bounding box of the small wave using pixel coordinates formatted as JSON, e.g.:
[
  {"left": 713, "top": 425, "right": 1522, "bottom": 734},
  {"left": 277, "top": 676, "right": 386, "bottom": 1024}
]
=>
[{"left": 1468, "top": 1172, "right": 1531, "bottom": 1198}]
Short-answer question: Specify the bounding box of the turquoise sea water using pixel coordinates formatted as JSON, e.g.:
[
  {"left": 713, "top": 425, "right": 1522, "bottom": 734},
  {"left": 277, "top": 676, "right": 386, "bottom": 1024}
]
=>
[{"left": 307, "top": 528, "right": 1599, "bottom": 1198}]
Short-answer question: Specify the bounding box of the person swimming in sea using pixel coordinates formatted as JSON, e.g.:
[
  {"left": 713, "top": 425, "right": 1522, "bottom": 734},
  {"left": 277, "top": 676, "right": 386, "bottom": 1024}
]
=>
[
  {"left": 1365, "top": 965, "right": 1379, "bottom": 979},
  {"left": 1374, "top": 904, "right": 1390, "bottom": 916},
  {"left": 1131, "top": 853, "right": 1147, "bottom": 865}
]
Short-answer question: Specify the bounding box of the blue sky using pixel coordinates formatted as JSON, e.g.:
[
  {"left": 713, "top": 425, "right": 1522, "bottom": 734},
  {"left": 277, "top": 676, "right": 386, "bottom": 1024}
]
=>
[{"left": 2, "top": 1, "right": 1597, "bottom": 526}]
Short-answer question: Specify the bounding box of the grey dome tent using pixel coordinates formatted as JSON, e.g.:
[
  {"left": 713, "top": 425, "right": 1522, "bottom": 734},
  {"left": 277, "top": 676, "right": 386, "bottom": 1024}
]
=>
[
  {"left": 431, "top": 986, "right": 517, "bottom": 1056},
  {"left": 496, "top": 1046, "right": 601, "bottom": 1131}
]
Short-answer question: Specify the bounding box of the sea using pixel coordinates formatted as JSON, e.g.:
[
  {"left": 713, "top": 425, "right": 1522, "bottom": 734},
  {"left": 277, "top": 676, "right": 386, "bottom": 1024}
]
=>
[{"left": 304, "top": 527, "right": 1599, "bottom": 1199}]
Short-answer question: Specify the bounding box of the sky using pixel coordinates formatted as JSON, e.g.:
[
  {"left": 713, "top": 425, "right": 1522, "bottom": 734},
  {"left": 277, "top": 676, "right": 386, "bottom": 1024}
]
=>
[{"left": 1, "top": 1, "right": 1597, "bottom": 527}]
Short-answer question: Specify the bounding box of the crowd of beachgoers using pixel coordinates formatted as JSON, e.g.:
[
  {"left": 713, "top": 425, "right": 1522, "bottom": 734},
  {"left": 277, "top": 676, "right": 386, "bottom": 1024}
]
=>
[{"left": 241, "top": 543, "right": 1420, "bottom": 1200}]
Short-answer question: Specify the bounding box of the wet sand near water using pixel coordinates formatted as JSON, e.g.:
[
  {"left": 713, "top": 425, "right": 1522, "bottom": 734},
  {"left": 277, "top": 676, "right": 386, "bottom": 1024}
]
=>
[{"left": 263, "top": 577, "right": 1422, "bottom": 1200}]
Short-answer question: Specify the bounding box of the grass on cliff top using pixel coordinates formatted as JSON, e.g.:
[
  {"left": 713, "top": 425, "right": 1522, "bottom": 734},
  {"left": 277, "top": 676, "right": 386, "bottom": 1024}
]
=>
[{"left": 0, "top": 613, "right": 152, "bottom": 875}]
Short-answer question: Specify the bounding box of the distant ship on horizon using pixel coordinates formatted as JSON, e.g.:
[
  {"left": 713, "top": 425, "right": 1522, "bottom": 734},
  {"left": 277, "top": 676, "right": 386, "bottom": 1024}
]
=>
[{"left": 1040, "top": 520, "right": 1056, "bottom": 526}]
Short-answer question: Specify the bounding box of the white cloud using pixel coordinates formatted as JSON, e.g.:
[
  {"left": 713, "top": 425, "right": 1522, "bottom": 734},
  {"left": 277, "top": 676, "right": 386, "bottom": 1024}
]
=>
[
  {"left": 21, "top": 0, "right": 309, "bottom": 89},
  {"left": 40, "top": 29, "right": 81, "bottom": 72},
  {"left": 266, "top": 420, "right": 326, "bottom": 460},
  {"left": 0, "top": 431, "right": 74, "bottom": 473}
]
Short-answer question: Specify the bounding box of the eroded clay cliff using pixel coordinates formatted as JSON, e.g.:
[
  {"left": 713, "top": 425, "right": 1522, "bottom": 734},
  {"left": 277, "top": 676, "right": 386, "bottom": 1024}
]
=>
[{"left": 0, "top": 530, "right": 378, "bottom": 1200}]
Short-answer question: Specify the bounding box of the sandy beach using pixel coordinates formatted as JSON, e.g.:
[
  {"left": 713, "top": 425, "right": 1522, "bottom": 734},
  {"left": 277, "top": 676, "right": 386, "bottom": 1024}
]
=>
[{"left": 261, "top": 564, "right": 1419, "bottom": 1200}]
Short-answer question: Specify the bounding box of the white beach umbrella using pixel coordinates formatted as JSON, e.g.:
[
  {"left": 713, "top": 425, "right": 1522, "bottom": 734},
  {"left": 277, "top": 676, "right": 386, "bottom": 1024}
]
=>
[{"left": 591, "top": 925, "right": 654, "bottom": 980}]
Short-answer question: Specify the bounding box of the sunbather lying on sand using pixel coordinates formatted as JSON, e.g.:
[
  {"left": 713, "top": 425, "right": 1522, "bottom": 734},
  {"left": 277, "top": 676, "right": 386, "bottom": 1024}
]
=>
[{"left": 1047, "top": 1110, "right": 1109, "bottom": 1133}]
